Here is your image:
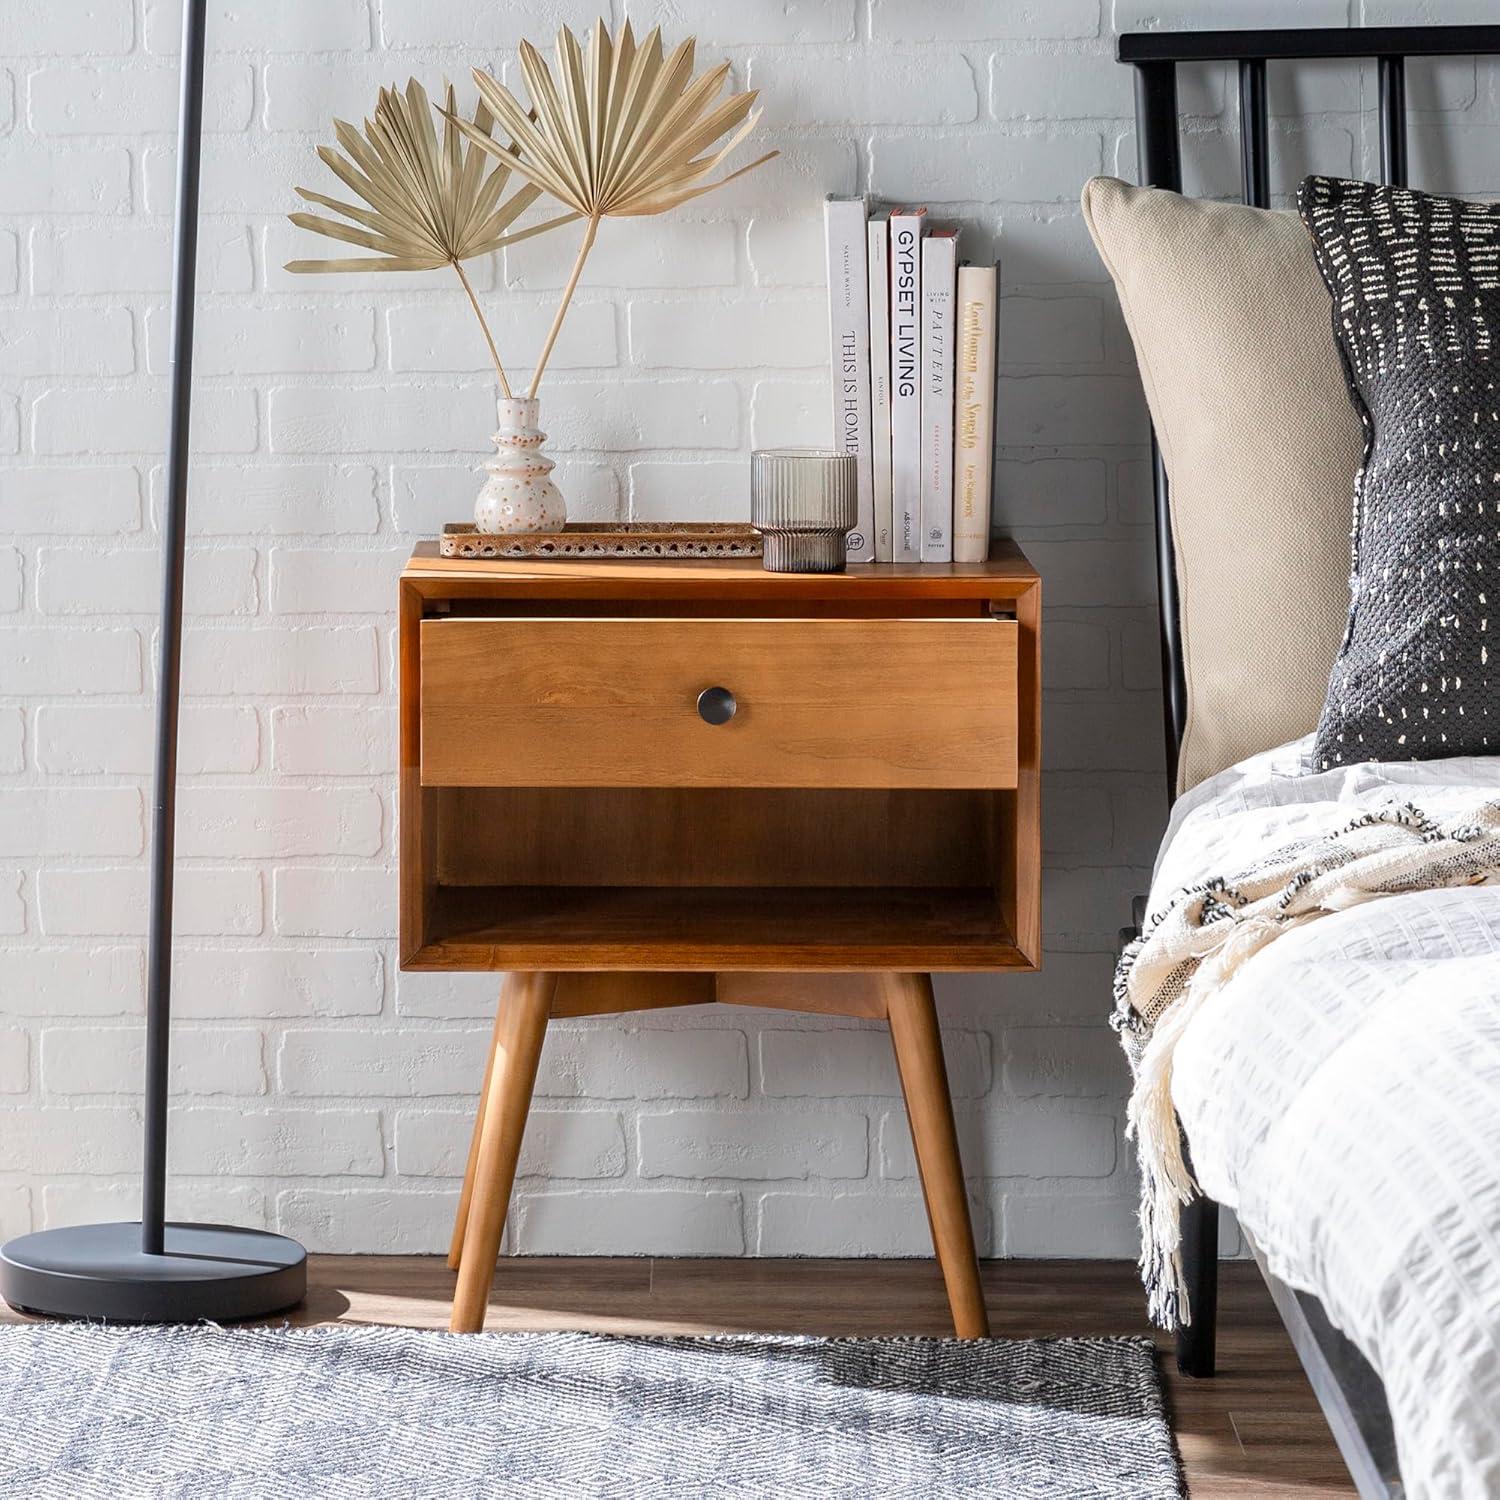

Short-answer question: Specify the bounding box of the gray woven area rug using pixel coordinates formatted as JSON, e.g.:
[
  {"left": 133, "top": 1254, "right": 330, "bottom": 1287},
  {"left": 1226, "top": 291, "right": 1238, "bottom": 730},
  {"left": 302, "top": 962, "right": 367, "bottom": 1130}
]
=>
[{"left": 0, "top": 1325, "right": 1182, "bottom": 1499}]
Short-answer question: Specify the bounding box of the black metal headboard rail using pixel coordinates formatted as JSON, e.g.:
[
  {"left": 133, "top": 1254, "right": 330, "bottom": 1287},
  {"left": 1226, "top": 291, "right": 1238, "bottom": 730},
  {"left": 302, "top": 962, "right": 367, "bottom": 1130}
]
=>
[{"left": 1117, "top": 23, "right": 1500, "bottom": 791}]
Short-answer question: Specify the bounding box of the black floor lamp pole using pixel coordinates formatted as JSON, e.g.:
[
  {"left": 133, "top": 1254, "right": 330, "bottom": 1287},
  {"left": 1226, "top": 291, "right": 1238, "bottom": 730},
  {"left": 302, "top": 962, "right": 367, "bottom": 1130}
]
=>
[
  {"left": 0, "top": 0, "right": 306, "bottom": 1321},
  {"left": 141, "top": 0, "right": 208, "bottom": 1259}
]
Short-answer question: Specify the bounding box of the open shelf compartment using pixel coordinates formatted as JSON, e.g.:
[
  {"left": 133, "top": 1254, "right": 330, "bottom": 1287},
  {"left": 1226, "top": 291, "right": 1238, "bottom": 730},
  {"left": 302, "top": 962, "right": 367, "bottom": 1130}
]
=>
[{"left": 402, "top": 786, "right": 1030, "bottom": 972}]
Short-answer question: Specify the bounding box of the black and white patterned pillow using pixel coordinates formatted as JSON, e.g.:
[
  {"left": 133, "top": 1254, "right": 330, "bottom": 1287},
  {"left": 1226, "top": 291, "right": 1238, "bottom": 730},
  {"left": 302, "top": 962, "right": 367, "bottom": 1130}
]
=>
[{"left": 1299, "top": 176, "right": 1498, "bottom": 767}]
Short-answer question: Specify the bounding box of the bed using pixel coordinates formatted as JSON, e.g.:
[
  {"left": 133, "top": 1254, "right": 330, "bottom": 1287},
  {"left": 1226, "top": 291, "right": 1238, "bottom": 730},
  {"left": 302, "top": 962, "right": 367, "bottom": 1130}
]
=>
[
  {"left": 1155, "top": 742, "right": 1500, "bottom": 1497},
  {"left": 1113, "top": 23, "right": 1500, "bottom": 1500}
]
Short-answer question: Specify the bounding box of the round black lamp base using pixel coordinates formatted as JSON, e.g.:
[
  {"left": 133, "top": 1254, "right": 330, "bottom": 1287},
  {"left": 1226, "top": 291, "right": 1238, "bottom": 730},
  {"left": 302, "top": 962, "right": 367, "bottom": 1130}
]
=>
[{"left": 0, "top": 1222, "right": 306, "bottom": 1324}]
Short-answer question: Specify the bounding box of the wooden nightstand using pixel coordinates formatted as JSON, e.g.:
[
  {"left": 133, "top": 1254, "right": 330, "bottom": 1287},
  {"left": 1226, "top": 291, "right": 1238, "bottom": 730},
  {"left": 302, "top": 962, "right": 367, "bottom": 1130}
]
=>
[{"left": 399, "top": 544, "right": 1040, "bottom": 1336}]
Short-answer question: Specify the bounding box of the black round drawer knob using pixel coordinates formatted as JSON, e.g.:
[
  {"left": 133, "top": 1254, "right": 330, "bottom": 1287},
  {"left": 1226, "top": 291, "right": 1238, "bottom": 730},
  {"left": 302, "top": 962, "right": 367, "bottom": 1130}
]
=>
[{"left": 697, "top": 686, "right": 737, "bottom": 725}]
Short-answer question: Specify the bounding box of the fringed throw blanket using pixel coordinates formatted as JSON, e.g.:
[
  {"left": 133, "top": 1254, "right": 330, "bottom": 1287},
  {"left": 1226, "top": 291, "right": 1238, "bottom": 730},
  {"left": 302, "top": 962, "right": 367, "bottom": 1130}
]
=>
[{"left": 1113, "top": 797, "right": 1500, "bottom": 1329}]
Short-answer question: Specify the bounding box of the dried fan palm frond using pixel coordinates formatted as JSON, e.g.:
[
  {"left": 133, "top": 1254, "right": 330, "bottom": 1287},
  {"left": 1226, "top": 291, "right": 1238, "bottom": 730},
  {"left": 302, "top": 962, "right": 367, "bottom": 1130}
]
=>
[
  {"left": 457, "top": 20, "right": 775, "bottom": 220},
  {"left": 446, "top": 20, "right": 777, "bottom": 395},
  {"left": 286, "top": 79, "right": 580, "bottom": 396}
]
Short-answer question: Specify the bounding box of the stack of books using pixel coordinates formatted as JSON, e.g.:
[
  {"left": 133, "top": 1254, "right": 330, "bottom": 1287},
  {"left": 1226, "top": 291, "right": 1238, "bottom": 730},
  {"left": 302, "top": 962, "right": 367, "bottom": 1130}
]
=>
[{"left": 824, "top": 196, "right": 999, "bottom": 564}]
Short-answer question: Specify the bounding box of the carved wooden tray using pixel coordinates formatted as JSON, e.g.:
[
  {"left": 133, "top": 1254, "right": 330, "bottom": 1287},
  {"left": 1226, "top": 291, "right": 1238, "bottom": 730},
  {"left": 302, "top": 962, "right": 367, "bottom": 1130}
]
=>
[{"left": 441, "top": 522, "right": 762, "bottom": 560}]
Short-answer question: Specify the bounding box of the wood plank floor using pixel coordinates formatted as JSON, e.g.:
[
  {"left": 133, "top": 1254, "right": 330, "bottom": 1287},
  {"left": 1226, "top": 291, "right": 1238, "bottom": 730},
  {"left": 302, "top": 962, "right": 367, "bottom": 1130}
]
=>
[{"left": 3, "top": 1255, "right": 1354, "bottom": 1497}]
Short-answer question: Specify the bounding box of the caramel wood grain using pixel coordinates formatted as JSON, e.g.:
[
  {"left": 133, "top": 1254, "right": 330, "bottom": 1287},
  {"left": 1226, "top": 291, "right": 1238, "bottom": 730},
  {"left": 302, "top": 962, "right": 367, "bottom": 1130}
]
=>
[
  {"left": 1006, "top": 579, "right": 1043, "bottom": 965},
  {"left": 446, "top": 966, "right": 984, "bottom": 1337},
  {"left": 398, "top": 549, "right": 1040, "bottom": 977},
  {"left": 451, "top": 972, "right": 555, "bottom": 1333},
  {"left": 396, "top": 546, "right": 1032, "bottom": 966},
  {"left": 882, "top": 972, "right": 990, "bottom": 1339},
  {"left": 448, "top": 986, "right": 507, "bottom": 1270},
  {"left": 434, "top": 788, "right": 996, "bottom": 890},
  {"left": 398, "top": 578, "right": 437, "bottom": 967},
  {"left": 408, "top": 885, "right": 1024, "bottom": 972},
  {"left": 402, "top": 543, "right": 1039, "bottom": 602},
  {"left": 420, "top": 617, "right": 1018, "bottom": 791},
  {"left": 548, "top": 972, "right": 715, "bottom": 1017},
  {"left": 714, "top": 970, "right": 890, "bottom": 1019},
  {"left": 444, "top": 598, "right": 993, "bottom": 619}
]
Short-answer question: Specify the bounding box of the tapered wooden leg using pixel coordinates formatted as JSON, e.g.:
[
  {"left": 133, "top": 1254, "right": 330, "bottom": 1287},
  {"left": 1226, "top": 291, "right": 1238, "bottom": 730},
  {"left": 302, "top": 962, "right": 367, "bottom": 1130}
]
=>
[
  {"left": 882, "top": 971, "right": 990, "bottom": 1339},
  {"left": 450, "top": 971, "right": 556, "bottom": 1333},
  {"left": 447, "top": 989, "right": 509, "bottom": 1270}
]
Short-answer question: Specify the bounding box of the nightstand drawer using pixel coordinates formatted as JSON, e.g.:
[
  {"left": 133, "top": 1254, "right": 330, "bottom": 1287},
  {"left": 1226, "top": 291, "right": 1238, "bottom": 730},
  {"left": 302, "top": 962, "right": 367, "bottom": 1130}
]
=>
[{"left": 420, "top": 616, "right": 1018, "bottom": 790}]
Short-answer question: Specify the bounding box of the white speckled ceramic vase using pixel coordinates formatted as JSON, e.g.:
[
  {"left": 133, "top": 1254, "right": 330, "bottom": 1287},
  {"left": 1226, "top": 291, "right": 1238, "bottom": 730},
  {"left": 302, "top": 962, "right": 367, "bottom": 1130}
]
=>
[{"left": 474, "top": 396, "right": 566, "bottom": 534}]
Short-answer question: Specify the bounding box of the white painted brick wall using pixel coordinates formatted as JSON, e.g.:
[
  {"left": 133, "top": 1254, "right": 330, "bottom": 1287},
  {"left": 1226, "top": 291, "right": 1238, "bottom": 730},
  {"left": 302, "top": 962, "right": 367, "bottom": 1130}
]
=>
[
  {"left": 758, "top": 1188, "right": 945, "bottom": 1256},
  {"left": 395, "top": 1107, "right": 627, "bottom": 1181},
  {"left": 36, "top": 545, "right": 258, "bottom": 614},
  {"left": 636, "top": 1110, "right": 869, "bottom": 1180},
  {"left": 41, "top": 1025, "right": 267, "bottom": 1096},
  {"left": 515, "top": 1188, "right": 746, "bottom": 1255},
  {"left": 37, "top": 865, "right": 263, "bottom": 936},
  {"left": 4, "top": 0, "right": 1491, "bottom": 1259},
  {"left": 35, "top": 703, "right": 259, "bottom": 775}
]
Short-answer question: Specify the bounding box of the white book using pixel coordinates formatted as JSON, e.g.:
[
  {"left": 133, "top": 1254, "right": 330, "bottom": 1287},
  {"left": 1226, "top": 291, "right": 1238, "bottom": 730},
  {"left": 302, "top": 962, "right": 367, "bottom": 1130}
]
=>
[
  {"left": 953, "top": 262, "right": 998, "bottom": 563},
  {"left": 866, "top": 211, "right": 893, "bottom": 562},
  {"left": 888, "top": 206, "right": 927, "bottom": 563},
  {"left": 919, "top": 228, "right": 958, "bottom": 563},
  {"left": 823, "top": 196, "right": 875, "bottom": 562}
]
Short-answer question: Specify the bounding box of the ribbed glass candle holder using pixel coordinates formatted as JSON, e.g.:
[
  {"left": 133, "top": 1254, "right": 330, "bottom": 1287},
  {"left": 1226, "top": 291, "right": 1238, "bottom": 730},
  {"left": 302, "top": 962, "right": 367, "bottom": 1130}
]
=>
[{"left": 749, "top": 448, "right": 858, "bottom": 573}]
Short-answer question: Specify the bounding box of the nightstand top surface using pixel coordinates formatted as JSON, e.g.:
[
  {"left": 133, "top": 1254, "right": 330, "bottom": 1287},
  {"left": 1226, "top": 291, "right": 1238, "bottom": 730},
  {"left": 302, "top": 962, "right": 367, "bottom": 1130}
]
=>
[{"left": 402, "top": 537, "right": 1038, "bottom": 600}]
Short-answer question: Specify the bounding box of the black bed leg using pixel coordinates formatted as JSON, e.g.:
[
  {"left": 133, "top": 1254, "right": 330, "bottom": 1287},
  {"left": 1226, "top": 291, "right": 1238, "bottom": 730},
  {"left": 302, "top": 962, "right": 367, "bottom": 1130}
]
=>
[{"left": 1176, "top": 1192, "right": 1219, "bottom": 1377}]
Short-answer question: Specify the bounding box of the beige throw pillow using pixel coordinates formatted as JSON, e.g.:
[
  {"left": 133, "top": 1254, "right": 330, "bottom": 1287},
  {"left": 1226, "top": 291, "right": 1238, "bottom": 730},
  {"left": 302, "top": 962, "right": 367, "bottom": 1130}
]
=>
[{"left": 1081, "top": 176, "right": 1362, "bottom": 794}]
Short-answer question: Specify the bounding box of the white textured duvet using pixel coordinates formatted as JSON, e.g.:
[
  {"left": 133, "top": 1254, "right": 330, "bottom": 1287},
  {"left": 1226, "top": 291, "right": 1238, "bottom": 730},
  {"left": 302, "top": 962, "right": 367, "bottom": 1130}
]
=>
[{"left": 1153, "top": 740, "right": 1500, "bottom": 1500}]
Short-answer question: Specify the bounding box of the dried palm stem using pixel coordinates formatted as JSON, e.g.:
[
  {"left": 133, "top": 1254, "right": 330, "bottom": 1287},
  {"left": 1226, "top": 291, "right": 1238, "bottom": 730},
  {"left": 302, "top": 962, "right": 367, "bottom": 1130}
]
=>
[{"left": 530, "top": 215, "right": 599, "bottom": 402}]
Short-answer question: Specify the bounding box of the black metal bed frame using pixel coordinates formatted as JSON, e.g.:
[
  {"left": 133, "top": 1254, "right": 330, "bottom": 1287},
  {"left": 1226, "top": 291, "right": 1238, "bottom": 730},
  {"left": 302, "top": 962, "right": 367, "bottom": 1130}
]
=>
[{"left": 1118, "top": 22, "right": 1500, "bottom": 1500}]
